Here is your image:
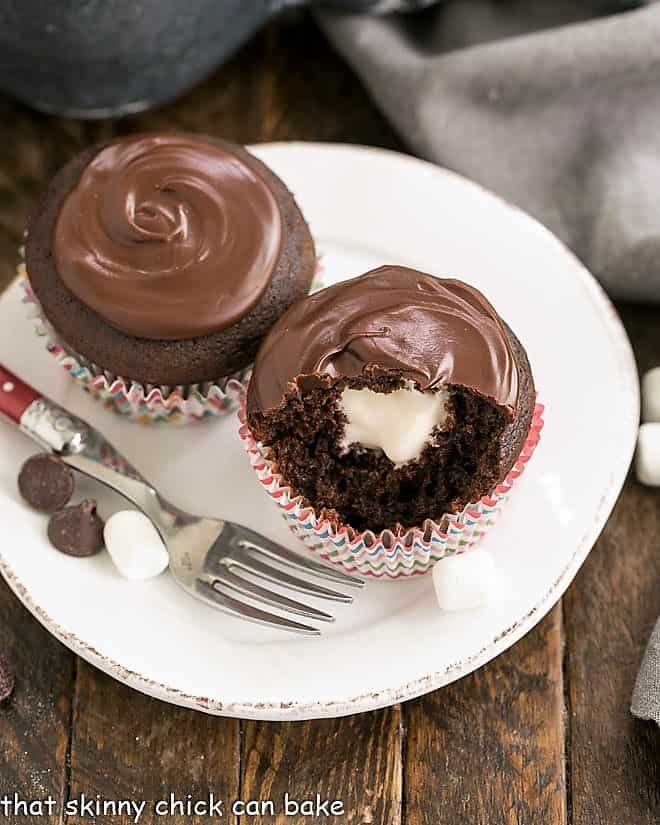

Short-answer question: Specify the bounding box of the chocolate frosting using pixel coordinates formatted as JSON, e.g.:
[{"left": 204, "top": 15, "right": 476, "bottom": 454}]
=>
[
  {"left": 53, "top": 133, "right": 283, "bottom": 340},
  {"left": 248, "top": 266, "right": 519, "bottom": 413}
]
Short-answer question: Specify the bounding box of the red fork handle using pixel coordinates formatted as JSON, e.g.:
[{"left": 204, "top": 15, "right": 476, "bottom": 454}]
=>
[
  {"left": 0, "top": 364, "right": 41, "bottom": 425},
  {"left": 0, "top": 364, "right": 91, "bottom": 455}
]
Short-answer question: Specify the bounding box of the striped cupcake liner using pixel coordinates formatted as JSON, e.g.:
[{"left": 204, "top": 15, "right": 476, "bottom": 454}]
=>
[
  {"left": 19, "top": 250, "right": 325, "bottom": 424},
  {"left": 20, "top": 267, "right": 247, "bottom": 424},
  {"left": 239, "top": 397, "right": 544, "bottom": 579}
]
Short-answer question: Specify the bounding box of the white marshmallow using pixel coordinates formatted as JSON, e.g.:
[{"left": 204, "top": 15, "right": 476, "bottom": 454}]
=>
[
  {"left": 636, "top": 423, "right": 660, "bottom": 486},
  {"left": 340, "top": 383, "right": 448, "bottom": 465},
  {"left": 642, "top": 367, "right": 660, "bottom": 423},
  {"left": 432, "top": 548, "right": 496, "bottom": 611},
  {"left": 104, "top": 510, "right": 169, "bottom": 580}
]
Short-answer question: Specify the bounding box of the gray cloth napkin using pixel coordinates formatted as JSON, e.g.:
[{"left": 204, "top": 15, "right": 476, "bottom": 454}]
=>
[
  {"left": 317, "top": 0, "right": 660, "bottom": 303},
  {"left": 317, "top": 0, "right": 660, "bottom": 722},
  {"left": 632, "top": 617, "right": 660, "bottom": 724}
]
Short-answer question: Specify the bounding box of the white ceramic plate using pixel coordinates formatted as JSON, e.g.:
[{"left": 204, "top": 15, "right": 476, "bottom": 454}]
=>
[{"left": 0, "top": 143, "right": 638, "bottom": 720}]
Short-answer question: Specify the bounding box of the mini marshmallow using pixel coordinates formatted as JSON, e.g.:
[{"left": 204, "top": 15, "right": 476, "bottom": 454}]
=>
[
  {"left": 642, "top": 367, "right": 660, "bottom": 423},
  {"left": 104, "top": 510, "right": 169, "bottom": 580},
  {"left": 340, "top": 383, "right": 448, "bottom": 465},
  {"left": 432, "top": 548, "right": 497, "bottom": 611},
  {"left": 635, "top": 423, "right": 660, "bottom": 486}
]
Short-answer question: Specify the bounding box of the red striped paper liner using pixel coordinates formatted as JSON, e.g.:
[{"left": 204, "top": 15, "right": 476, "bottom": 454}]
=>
[{"left": 239, "top": 398, "right": 544, "bottom": 578}]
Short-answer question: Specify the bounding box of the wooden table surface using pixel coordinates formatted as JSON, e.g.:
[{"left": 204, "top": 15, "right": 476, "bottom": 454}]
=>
[{"left": 1, "top": 11, "right": 659, "bottom": 825}]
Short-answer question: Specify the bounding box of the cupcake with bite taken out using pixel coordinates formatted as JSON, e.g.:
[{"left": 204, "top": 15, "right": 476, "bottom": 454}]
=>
[
  {"left": 23, "top": 132, "right": 316, "bottom": 422},
  {"left": 240, "top": 265, "right": 543, "bottom": 578}
]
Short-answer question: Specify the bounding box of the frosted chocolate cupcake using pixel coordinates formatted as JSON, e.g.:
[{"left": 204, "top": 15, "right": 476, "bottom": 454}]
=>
[
  {"left": 242, "top": 266, "right": 541, "bottom": 575},
  {"left": 24, "top": 133, "right": 316, "bottom": 421}
]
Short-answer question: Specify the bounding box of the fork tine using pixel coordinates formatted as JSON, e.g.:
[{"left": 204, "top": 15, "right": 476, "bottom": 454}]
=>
[
  {"left": 195, "top": 579, "right": 320, "bottom": 636},
  {"left": 214, "top": 569, "right": 334, "bottom": 623},
  {"left": 228, "top": 556, "right": 353, "bottom": 603},
  {"left": 233, "top": 525, "right": 365, "bottom": 588}
]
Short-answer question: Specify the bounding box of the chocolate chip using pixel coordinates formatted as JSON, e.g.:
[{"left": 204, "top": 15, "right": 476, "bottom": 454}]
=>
[
  {"left": 0, "top": 653, "right": 14, "bottom": 703},
  {"left": 18, "top": 453, "right": 75, "bottom": 513},
  {"left": 47, "top": 499, "right": 104, "bottom": 557}
]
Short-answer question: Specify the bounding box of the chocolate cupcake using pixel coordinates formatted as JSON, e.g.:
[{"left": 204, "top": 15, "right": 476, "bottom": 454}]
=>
[
  {"left": 24, "top": 133, "right": 316, "bottom": 422},
  {"left": 241, "top": 265, "right": 543, "bottom": 577}
]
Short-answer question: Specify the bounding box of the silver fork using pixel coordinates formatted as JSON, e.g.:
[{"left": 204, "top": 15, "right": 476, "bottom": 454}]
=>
[{"left": 0, "top": 365, "right": 364, "bottom": 635}]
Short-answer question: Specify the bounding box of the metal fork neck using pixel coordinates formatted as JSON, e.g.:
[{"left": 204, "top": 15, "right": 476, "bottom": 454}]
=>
[{"left": 20, "top": 397, "right": 91, "bottom": 455}]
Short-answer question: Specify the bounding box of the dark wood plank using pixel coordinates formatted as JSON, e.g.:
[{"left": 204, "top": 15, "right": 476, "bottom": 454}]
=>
[
  {"left": 0, "top": 112, "right": 116, "bottom": 293},
  {"left": 65, "top": 661, "right": 240, "bottom": 825},
  {"left": 0, "top": 577, "right": 74, "bottom": 824},
  {"left": 241, "top": 708, "right": 403, "bottom": 824},
  {"left": 563, "top": 303, "right": 660, "bottom": 825},
  {"left": 405, "top": 606, "right": 566, "bottom": 825}
]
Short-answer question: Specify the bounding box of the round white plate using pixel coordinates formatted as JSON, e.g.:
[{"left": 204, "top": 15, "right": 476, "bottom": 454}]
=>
[{"left": 0, "top": 143, "right": 638, "bottom": 720}]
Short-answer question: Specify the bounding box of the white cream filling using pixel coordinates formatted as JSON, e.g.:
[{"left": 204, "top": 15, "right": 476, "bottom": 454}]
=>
[{"left": 339, "top": 382, "right": 449, "bottom": 465}]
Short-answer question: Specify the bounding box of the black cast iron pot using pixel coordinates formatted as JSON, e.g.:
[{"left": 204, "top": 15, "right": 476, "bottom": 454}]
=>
[{"left": 0, "top": 0, "right": 435, "bottom": 118}]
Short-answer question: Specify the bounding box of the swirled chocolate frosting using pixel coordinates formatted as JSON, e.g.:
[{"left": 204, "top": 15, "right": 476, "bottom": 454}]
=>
[
  {"left": 248, "top": 266, "right": 519, "bottom": 413},
  {"left": 53, "top": 133, "right": 283, "bottom": 339}
]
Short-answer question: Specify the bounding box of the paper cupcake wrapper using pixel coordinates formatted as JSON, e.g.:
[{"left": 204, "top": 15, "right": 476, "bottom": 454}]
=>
[
  {"left": 20, "top": 267, "right": 247, "bottom": 424},
  {"left": 239, "top": 397, "right": 544, "bottom": 579},
  {"left": 19, "top": 249, "right": 326, "bottom": 424}
]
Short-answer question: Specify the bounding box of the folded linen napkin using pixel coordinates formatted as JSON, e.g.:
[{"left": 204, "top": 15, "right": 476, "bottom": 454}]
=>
[
  {"left": 632, "top": 617, "right": 660, "bottom": 724},
  {"left": 318, "top": 1, "right": 660, "bottom": 302}
]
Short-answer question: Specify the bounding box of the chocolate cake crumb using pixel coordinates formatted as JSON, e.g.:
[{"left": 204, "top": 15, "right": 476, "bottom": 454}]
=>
[
  {"left": 247, "top": 266, "right": 536, "bottom": 535},
  {"left": 18, "top": 453, "right": 75, "bottom": 513},
  {"left": 248, "top": 326, "right": 535, "bottom": 534}
]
